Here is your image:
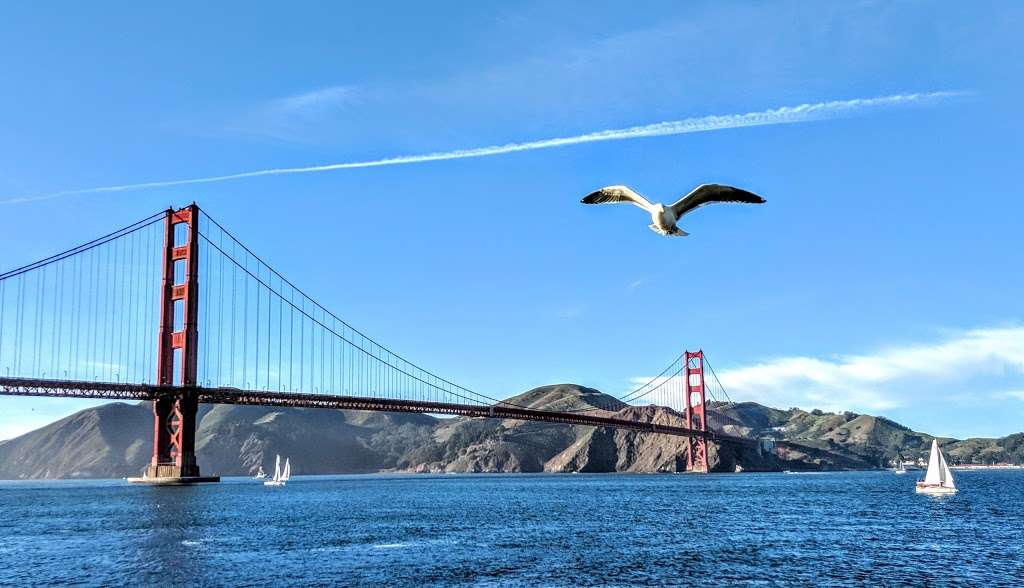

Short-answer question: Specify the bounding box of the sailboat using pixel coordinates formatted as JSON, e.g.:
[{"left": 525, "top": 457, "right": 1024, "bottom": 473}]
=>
[
  {"left": 894, "top": 457, "right": 907, "bottom": 475},
  {"left": 915, "top": 440, "right": 957, "bottom": 494},
  {"left": 254, "top": 465, "right": 267, "bottom": 480},
  {"left": 263, "top": 454, "right": 291, "bottom": 487}
]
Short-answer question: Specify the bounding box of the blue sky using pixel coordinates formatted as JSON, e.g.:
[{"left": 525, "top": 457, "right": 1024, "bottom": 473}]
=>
[{"left": 1, "top": 1, "right": 1022, "bottom": 440}]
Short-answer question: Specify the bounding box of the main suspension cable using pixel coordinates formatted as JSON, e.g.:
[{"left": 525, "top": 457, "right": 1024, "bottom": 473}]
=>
[{"left": 0, "top": 211, "right": 165, "bottom": 282}]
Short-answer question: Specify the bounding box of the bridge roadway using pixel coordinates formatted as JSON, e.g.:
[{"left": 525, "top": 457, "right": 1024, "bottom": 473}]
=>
[{"left": 0, "top": 376, "right": 758, "bottom": 446}]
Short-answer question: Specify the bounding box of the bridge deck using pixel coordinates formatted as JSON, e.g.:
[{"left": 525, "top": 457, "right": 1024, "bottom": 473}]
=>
[{"left": 0, "top": 377, "right": 757, "bottom": 445}]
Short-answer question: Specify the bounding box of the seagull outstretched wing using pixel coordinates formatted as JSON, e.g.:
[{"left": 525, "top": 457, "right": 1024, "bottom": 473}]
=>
[
  {"left": 669, "top": 184, "right": 765, "bottom": 219},
  {"left": 580, "top": 185, "right": 654, "bottom": 212}
]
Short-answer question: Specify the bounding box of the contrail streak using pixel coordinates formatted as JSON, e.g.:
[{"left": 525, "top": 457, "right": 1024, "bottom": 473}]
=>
[{"left": 3, "top": 91, "right": 965, "bottom": 205}]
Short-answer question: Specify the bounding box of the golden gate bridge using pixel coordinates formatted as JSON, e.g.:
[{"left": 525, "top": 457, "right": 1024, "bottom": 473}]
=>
[{"left": 0, "top": 204, "right": 775, "bottom": 483}]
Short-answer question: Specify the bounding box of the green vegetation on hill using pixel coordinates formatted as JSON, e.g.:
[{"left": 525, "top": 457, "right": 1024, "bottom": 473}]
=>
[{"left": 715, "top": 402, "right": 1024, "bottom": 467}]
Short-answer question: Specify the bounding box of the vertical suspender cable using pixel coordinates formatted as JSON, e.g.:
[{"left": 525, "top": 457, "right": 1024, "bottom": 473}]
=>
[
  {"left": 126, "top": 232, "right": 135, "bottom": 381},
  {"left": 113, "top": 238, "right": 122, "bottom": 380},
  {"left": 230, "top": 239, "right": 237, "bottom": 387},
  {"left": 241, "top": 247, "right": 247, "bottom": 387},
  {"left": 218, "top": 228, "right": 225, "bottom": 386},
  {"left": 320, "top": 310, "right": 325, "bottom": 393},
  {"left": 204, "top": 216, "right": 211, "bottom": 385},
  {"left": 330, "top": 317, "right": 335, "bottom": 394},
  {"left": 266, "top": 262, "right": 272, "bottom": 390},
  {"left": 252, "top": 262, "right": 258, "bottom": 391},
  {"left": 35, "top": 268, "right": 42, "bottom": 375},
  {"left": 99, "top": 243, "right": 108, "bottom": 380},
  {"left": 88, "top": 249, "right": 96, "bottom": 378},
  {"left": 17, "top": 270, "right": 25, "bottom": 373},
  {"left": 71, "top": 255, "right": 79, "bottom": 378},
  {"left": 277, "top": 275, "right": 283, "bottom": 391},
  {"left": 0, "top": 279, "right": 5, "bottom": 372},
  {"left": 289, "top": 287, "right": 294, "bottom": 391},
  {"left": 299, "top": 297, "right": 304, "bottom": 391},
  {"left": 53, "top": 262, "right": 62, "bottom": 376}
]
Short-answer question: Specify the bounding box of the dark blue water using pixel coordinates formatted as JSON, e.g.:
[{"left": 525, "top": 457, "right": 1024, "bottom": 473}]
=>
[{"left": 1, "top": 471, "right": 1022, "bottom": 586}]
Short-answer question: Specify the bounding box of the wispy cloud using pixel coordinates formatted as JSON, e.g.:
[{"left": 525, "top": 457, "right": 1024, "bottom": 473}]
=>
[
  {"left": 992, "top": 390, "right": 1024, "bottom": 401},
  {"left": 715, "top": 326, "right": 1024, "bottom": 412},
  {"left": 2, "top": 91, "right": 966, "bottom": 205},
  {"left": 219, "top": 85, "right": 360, "bottom": 142},
  {"left": 268, "top": 86, "right": 356, "bottom": 116},
  {"left": 628, "top": 326, "right": 1024, "bottom": 414},
  {"left": 626, "top": 277, "right": 648, "bottom": 293}
]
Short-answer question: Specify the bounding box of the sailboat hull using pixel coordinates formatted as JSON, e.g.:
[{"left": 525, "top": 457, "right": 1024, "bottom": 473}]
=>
[{"left": 915, "top": 482, "right": 957, "bottom": 494}]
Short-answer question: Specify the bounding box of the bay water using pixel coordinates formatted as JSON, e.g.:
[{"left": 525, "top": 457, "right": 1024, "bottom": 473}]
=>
[{"left": 1, "top": 471, "right": 1021, "bottom": 586}]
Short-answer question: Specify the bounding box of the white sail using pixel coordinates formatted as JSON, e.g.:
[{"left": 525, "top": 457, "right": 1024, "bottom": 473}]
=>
[
  {"left": 264, "top": 454, "right": 287, "bottom": 486},
  {"left": 282, "top": 458, "right": 291, "bottom": 481},
  {"left": 938, "top": 446, "right": 956, "bottom": 489},
  {"left": 924, "top": 440, "right": 943, "bottom": 485},
  {"left": 917, "top": 439, "right": 957, "bottom": 494}
]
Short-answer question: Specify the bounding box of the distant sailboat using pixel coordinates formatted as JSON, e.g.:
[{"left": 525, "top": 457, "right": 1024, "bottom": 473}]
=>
[
  {"left": 254, "top": 465, "right": 267, "bottom": 480},
  {"left": 894, "top": 457, "right": 907, "bottom": 475},
  {"left": 915, "top": 440, "right": 957, "bottom": 494},
  {"left": 264, "top": 454, "right": 291, "bottom": 487}
]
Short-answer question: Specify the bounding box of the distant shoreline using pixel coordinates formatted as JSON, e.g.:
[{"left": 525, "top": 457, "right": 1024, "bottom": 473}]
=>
[{"left": 951, "top": 464, "right": 1024, "bottom": 470}]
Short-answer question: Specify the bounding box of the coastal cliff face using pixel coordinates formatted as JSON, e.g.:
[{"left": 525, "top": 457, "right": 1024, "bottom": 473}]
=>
[{"left": 0, "top": 385, "right": 1020, "bottom": 479}]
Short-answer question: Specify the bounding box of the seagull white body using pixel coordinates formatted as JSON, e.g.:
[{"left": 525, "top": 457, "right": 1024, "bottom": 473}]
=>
[
  {"left": 646, "top": 202, "right": 684, "bottom": 236},
  {"left": 580, "top": 184, "right": 765, "bottom": 237}
]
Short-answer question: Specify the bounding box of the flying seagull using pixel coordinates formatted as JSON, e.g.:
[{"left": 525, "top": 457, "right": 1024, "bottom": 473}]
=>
[{"left": 580, "top": 183, "right": 765, "bottom": 237}]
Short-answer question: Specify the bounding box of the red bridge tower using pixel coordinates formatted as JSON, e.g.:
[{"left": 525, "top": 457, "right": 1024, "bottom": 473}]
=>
[
  {"left": 684, "top": 350, "right": 709, "bottom": 473},
  {"left": 141, "top": 204, "right": 217, "bottom": 483}
]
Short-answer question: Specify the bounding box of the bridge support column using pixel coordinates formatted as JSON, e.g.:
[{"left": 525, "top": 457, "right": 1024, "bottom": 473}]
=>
[
  {"left": 684, "top": 350, "right": 709, "bottom": 473},
  {"left": 135, "top": 204, "right": 217, "bottom": 484}
]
